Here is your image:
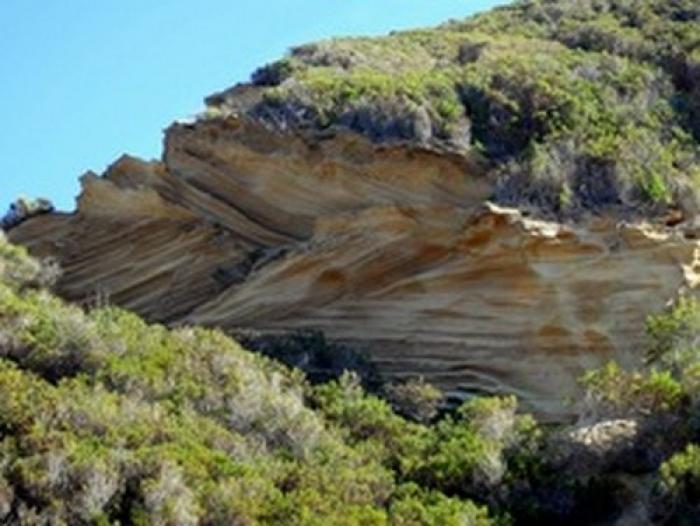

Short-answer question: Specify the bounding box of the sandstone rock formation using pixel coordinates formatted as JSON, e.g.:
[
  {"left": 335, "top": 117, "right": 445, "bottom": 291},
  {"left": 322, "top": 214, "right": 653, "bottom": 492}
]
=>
[{"left": 8, "top": 114, "right": 700, "bottom": 420}]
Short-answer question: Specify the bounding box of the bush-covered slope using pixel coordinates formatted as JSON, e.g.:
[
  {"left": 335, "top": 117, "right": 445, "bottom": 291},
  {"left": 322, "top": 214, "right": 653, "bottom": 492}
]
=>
[
  {"left": 4, "top": 232, "right": 700, "bottom": 524},
  {"left": 207, "top": 0, "right": 700, "bottom": 217},
  {"left": 0, "top": 235, "right": 501, "bottom": 524}
]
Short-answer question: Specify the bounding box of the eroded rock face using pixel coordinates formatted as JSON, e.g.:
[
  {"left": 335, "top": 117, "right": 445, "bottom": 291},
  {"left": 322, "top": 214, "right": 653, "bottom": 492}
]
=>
[{"left": 8, "top": 116, "right": 700, "bottom": 420}]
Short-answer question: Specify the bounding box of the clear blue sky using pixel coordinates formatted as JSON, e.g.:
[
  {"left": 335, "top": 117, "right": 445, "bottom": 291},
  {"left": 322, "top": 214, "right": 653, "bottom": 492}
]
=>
[{"left": 0, "top": 0, "right": 508, "bottom": 211}]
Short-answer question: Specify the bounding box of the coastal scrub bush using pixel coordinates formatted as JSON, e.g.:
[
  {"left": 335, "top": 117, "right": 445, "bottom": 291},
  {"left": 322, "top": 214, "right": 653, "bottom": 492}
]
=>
[
  {"left": 0, "top": 234, "right": 505, "bottom": 524},
  {"left": 202, "top": 0, "right": 700, "bottom": 217}
]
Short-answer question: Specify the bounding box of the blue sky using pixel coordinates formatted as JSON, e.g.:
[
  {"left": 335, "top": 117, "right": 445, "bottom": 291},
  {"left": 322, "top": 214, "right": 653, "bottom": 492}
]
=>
[{"left": 0, "top": 0, "right": 508, "bottom": 211}]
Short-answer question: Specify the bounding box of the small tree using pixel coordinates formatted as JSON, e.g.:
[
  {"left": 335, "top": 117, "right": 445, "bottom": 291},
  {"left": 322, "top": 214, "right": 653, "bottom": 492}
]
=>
[{"left": 388, "top": 377, "right": 443, "bottom": 423}]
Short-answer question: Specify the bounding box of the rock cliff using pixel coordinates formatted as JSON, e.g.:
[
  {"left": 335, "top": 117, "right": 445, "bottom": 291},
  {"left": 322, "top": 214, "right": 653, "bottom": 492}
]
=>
[
  {"left": 7, "top": 0, "right": 700, "bottom": 420},
  {"left": 8, "top": 113, "right": 700, "bottom": 420}
]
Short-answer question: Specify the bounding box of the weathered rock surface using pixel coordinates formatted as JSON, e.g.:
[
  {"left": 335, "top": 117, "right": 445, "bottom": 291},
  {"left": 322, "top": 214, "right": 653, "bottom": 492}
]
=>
[{"left": 8, "top": 115, "right": 700, "bottom": 420}]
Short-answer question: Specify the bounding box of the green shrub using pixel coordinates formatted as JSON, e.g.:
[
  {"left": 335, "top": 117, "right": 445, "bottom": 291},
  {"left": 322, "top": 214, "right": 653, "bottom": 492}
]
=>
[
  {"left": 581, "top": 362, "right": 686, "bottom": 418},
  {"left": 387, "top": 377, "right": 443, "bottom": 423},
  {"left": 658, "top": 444, "right": 700, "bottom": 522},
  {"left": 0, "top": 233, "right": 59, "bottom": 290},
  {"left": 207, "top": 0, "right": 700, "bottom": 216},
  {"left": 389, "top": 483, "right": 493, "bottom": 526},
  {"left": 646, "top": 296, "right": 700, "bottom": 367}
]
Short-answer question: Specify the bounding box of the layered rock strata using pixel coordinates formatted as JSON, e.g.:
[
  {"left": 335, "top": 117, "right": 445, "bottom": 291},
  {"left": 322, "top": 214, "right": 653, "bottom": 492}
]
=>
[{"left": 9, "top": 115, "right": 700, "bottom": 420}]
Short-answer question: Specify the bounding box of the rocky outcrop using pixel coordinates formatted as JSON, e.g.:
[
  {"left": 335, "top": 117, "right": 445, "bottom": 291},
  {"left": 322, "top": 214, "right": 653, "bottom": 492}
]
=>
[{"left": 8, "top": 115, "right": 700, "bottom": 420}]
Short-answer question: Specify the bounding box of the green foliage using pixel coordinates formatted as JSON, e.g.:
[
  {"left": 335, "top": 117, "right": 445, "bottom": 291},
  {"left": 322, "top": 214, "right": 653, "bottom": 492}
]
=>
[
  {"left": 661, "top": 443, "right": 700, "bottom": 495},
  {"left": 312, "top": 372, "right": 430, "bottom": 470},
  {"left": 312, "top": 374, "right": 540, "bottom": 506},
  {"left": 647, "top": 296, "right": 700, "bottom": 366},
  {"left": 210, "top": 0, "right": 700, "bottom": 216},
  {"left": 0, "top": 234, "right": 59, "bottom": 290},
  {"left": 263, "top": 66, "right": 465, "bottom": 143},
  {"left": 643, "top": 296, "right": 700, "bottom": 407},
  {"left": 389, "top": 483, "right": 492, "bottom": 526},
  {"left": 582, "top": 362, "right": 685, "bottom": 418},
  {"left": 658, "top": 444, "right": 700, "bottom": 522},
  {"left": 388, "top": 376, "right": 444, "bottom": 423}
]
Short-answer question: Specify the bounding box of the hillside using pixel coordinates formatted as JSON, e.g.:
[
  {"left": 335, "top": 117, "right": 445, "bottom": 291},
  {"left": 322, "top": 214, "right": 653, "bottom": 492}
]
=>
[
  {"left": 0, "top": 234, "right": 495, "bottom": 524},
  {"left": 2, "top": 1, "right": 700, "bottom": 522},
  {"left": 209, "top": 0, "right": 700, "bottom": 216},
  {"left": 6, "top": 0, "right": 700, "bottom": 420},
  {"left": 2, "top": 232, "right": 700, "bottom": 524}
]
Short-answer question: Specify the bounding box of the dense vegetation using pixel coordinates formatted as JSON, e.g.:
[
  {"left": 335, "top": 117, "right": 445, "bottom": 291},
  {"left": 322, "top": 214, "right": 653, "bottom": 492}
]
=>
[
  {"left": 206, "top": 0, "right": 700, "bottom": 217},
  {"left": 3, "top": 229, "right": 700, "bottom": 524},
  {"left": 0, "top": 235, "right": 497, "bottom": 525}
]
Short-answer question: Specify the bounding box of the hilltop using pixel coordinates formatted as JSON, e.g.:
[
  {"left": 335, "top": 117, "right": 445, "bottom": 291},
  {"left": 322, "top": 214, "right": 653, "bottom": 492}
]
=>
[{"left": 208, "top": 0, "right": 700, "bottom": 217}]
